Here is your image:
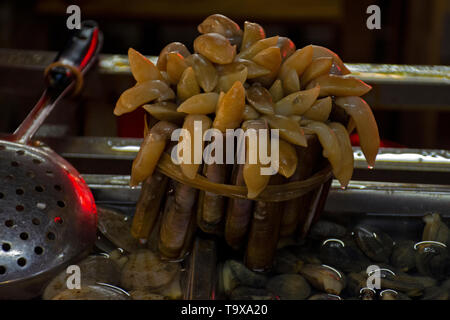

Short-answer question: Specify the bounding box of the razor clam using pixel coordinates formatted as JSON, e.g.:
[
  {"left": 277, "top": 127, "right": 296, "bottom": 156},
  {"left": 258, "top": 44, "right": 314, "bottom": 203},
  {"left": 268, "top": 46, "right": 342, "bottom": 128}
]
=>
[
  {"left": 51, "top": 284, "right": 130, "bottom": 300},
  {"left": 230, "top": 287, "right": 274, "bottom": 300},
  {"left": 97, "top": 207, "right": 140, "bottom": 253},
  {"left": 156, "top": 42, "right": 190, "bottom": 71},
  {"left": 193, "top": 33, "right": 236, "bottom": 65},
  {"left": 120, "top": 250, "right": 180, "bottom": 291},
  {"left": 222, "top": 260, "right": 269, "bottom": 295},
  {"left": 320, "top": 238, "right": 371, "bottom": 273},
  {"left": 158, "top": 181, "right": 199, "bottom": 259},
  {"left": 240, "top": 21, "right": 265, "bottom": 52},
  {"left": 279, "top": 135, "right": 321, "bottom": 237},
  {"left": 353, "top": 225, "right": 394, "bottom": 263},
  {"left": 309, "top": 220, "right": 347, "bottom": 241},
  {"left": 390, "top": 240, "right": 416, "bottom": 272},
  {"left": 245, "top": 176, "right": 285, "bottom": 271},
  {"left": 422, "top": 213, "right": 449, "bottom": 247},
  {"left": 197, "top": 14, "right": 243, "bottom": 46},
  {"left": 131, "top": 170, "right": 168, "bottom": 241},
  {"left": 266, "top": 274, "right": 311, "bottom": 300},
  {"left": 197, "top": 135, "right": 228, "bottom": 234},
  {"left": 224, "top": 164, "right": 254, "bottom": 249},
  {"left": 43, "top": 255, "right": 122, "bottom": 300},
  {"left": 299, "top": 264, "right": 346, "bottom": 295}
]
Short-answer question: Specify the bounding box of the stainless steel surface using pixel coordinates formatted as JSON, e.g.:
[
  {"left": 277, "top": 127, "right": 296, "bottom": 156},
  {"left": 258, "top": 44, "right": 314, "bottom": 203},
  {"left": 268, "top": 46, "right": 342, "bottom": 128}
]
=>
[
  {"left": 325, "top": 180, "right": 450, "bottom": 216},
  {"left": 184, "top": 238, "right": 217, "bottom": 300},
  {"left": 83, "top": 174, "right": 450, "bottom": 217},
  {"left": 1, "top": 49, "right": 449, "bottom": 110}
]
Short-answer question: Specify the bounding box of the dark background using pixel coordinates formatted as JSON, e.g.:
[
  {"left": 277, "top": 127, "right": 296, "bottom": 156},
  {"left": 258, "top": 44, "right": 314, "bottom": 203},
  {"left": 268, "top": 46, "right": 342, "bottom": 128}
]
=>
[{"left": 0, "top": 0, "right": 449, "bottom": 149}]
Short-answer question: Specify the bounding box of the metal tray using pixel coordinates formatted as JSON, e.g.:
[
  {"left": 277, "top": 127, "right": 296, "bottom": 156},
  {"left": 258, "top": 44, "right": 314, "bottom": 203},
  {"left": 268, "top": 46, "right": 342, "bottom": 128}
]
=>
[{"left": 86, "top": 173, "right": 450, "bottom": 300}]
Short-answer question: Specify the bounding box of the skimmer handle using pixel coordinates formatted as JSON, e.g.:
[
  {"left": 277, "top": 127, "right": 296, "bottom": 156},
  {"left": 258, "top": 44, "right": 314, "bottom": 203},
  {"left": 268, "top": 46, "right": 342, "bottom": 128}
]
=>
[{"left": 11, "top": 21, "right": 103, "bottom": 144}]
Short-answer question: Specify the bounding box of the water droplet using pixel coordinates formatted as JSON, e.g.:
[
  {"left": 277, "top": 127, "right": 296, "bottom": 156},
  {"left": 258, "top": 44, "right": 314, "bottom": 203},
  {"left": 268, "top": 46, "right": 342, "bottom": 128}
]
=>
[
  {"left": 340, "top": 186, "right": 347, "bottom": 191},
  {"left": 368, "top": 165, "right": 374, "bottom": 170}
]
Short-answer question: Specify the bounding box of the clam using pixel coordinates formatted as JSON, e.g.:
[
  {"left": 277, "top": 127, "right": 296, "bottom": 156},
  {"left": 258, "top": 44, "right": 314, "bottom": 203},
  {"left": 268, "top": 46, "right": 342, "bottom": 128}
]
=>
[
  {"left": 309, "top": 220, "right": 347, "bottom": 241},
  {"left": 97, "top": 207, "right": 140, "bottom": 253},
  {"left": 108, "top": 248, "right": 129, "bottom": 269},
  {"left": 353, "top": 225, "right": 394, "bottom": 263},
  {"left": 129, "top": 290, "right": 167, "bottom": 300},
  {"left": 421, "top": 286, "right": 450, "bottom": 300},
  {"left": 320, "top": 238, "right": 371, "bottom": 273},
  {"left": 156, "top": 269, "right": 183, "bottom": 299},
  {"left": 346, "top": 272, "right": 369, "bottom": 297},
  {"left": 120, "top": 250, "right": 180, "bottom": 291},
  {"left": 43, "top": 255, "right": 122, "bottom": 300},
  {"left": 442, "top": 279, "right": 450, "bottom": 290},
  {"left": 266, "top": 274, "right": 311, "bottom": 300},
  {"left": 415, "top": 241, "right": 450, "bottom": 280},
  {"left": 222, "top": 260, "right": 268, "bottom": 295},
  {"left": 390, "top": 240, "right": 416, "bottom": 272},
  {"left": 51, "top": 284, "right": 130, "bottom": 300},
  {"left": 308, "top": 293, "right": 342, "bottom": 300},
  {"left": 273, "top": 248, "right": 304, "bottom": 275},
  {"left": 377, "top": 269, "right": 437, "bottom": 297},
  {"left": 379, "top": 289, "right": 411, "bottom": 301},
  {"left": 299, "top": 264, "right": 346, "bottom": 295},
  {"left": 285, "top": 245, "right": 322, "bottom": 265},
  {"left": 230, "top": 286, "right": 274, "bottom": 300},
  {"left": 359, "top": 287, "right": 377, "bottom": 300}
]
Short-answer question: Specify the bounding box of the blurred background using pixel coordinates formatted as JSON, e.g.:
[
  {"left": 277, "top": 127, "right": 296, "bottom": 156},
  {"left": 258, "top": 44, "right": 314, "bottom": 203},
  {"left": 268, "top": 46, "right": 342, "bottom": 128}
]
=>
[{"left": 0, "top": 0, "right": 449, "bottom": 149}]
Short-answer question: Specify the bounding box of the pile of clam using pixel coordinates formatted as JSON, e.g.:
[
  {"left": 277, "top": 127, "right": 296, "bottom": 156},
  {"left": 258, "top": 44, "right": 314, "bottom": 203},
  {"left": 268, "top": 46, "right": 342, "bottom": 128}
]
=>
[
  {"left": 113, "top": 14, "right": 380, "bottom": 270},
  {"left": 42, "top": 207, "right": 183, "bottom": 300},
  {"left": 220, "top": 213, "right": 450, "bottom": 300}
]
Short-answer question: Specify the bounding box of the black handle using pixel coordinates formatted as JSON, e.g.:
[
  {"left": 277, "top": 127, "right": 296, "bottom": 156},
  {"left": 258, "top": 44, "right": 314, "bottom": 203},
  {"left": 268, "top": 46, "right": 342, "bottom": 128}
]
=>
[
  {"left": 46, "top": 20, "right": 102, "bottom": 91},
  {"left": 11, "top": 20, "right": 102, "bottom": 144}
]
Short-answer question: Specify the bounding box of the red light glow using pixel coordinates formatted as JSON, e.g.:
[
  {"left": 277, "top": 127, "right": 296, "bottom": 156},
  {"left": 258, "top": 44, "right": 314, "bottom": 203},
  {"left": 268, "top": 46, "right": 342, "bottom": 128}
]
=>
[{"left": 66, "top": 171, "right": 97, "bottom": 219}]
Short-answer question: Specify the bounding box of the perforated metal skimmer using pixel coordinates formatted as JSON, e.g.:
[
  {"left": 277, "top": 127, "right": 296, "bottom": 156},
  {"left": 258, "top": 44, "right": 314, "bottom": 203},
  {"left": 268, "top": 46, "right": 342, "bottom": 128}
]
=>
[
  {"left": 0, "top": 141, "right": 97, "bottom": 298},
  {"left": 0, "top": 21, "right": 102, "bottom": 299}
]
